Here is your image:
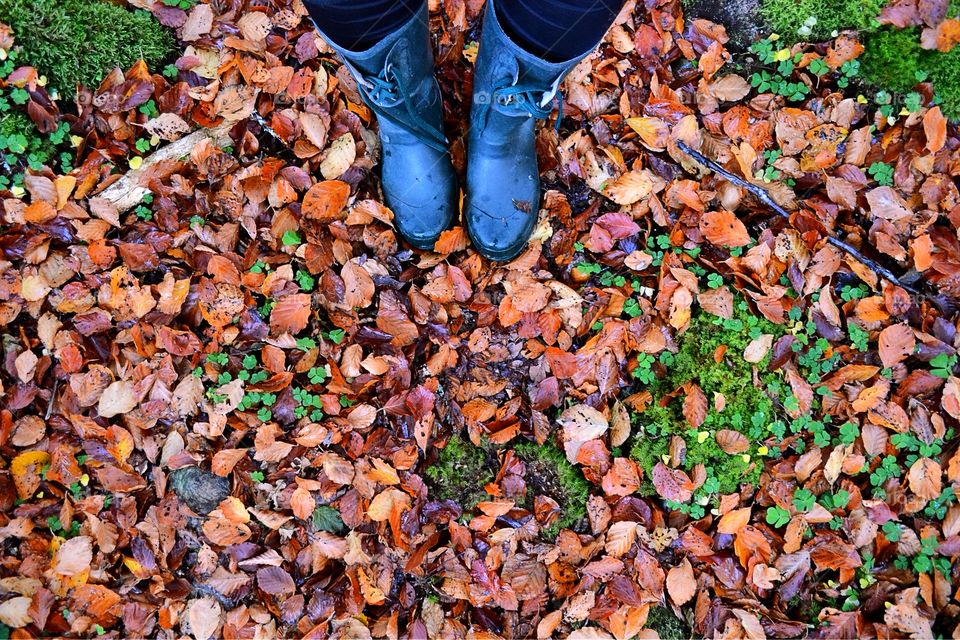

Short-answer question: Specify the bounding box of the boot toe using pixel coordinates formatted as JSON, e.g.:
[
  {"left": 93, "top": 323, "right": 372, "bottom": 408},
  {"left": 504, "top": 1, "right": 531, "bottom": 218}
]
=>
[
  {"left": 465, "top": 152, "right": 540, "bottom": 261},
  {"left": 465, "top": 199, "right": 537, "bottom": 261},
  {"left": 381, "top": 144, "right": 458, "bottom": 250}
]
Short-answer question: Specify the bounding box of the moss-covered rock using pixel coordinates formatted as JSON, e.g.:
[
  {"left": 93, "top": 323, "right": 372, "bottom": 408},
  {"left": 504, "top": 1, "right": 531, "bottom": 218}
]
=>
[
  {"left": 630, "top": 298, "right": 784, "bottom": 505},
  {"left": 0, "top": 0, "right": 175, "bottom": 97}
]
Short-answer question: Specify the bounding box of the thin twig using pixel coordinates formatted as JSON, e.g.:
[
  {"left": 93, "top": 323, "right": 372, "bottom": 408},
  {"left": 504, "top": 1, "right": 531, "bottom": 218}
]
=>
[
  {"left": 46, "top": 377, "right": 60, "bottom": 420},
  {"left": 251, "top": 111, "right": 287, "bottom": 145},
  {"left": 676, "top": 141, "right": 919, "bottom": 295}
]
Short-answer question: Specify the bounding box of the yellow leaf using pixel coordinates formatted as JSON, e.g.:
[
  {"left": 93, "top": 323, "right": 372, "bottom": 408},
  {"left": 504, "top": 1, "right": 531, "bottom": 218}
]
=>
[
  {"left": 11, "top": 451, "right": 50, "bottom": 499},
  {"left": 367, "top": 488, "right": 411, "bottom": 522}
]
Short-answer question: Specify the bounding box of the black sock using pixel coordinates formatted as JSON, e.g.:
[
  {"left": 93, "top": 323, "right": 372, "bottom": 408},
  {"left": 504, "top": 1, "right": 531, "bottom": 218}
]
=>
[
  {"left": 495, "top": 0, "right": 624, "bottom": 61},
  {"left": 304, "top": 0, "right": 424, "bottom": 51}
]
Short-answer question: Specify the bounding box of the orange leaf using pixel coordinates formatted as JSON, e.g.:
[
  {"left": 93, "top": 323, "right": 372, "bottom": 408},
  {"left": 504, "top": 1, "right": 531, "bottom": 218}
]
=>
[
  {"left": 368, "top": 488, "right": 411, "bottom": 522},
  {"left": 302, "top": 180, "right": 350, "bottom": 221},
  {"left": 682, "top": 382, "right": 708, "bottom": 428},
  {"left": 666, "top": 558, "right": 696, "bottom": 605},
  {"left": 700, "top": 210, "right": 751, "bottom": 247},
  {"left": 269, "top": 293, "right": 312, "bottom": 335},
  {"left": 908, "top": 457, "right": 942, "bottom": 501},
  {"left": 878, "top": 323, "right": 915, "bottom": 368},
  {"left": 718, "top": 507, "right": 752, "bottom": 534},
  {"left": 290, "top": 486, "right": 315, "bottom": 520},
  {"left": 923, "top": 106, "right": 947, "bottom": 153}
]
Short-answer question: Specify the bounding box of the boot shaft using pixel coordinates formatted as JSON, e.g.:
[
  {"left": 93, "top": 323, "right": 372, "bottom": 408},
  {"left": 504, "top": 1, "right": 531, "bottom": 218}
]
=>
[
  {"left": 312, "top": 2, "right": 446, "bottom": 151},
  {"left": 470, "top": 0, "right": 599, "bottom": 137}
]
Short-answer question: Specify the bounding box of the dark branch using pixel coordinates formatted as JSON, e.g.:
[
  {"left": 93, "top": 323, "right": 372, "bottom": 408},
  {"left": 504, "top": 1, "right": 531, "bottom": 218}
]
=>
[{"left": 676, "top": 140, "right": 918, "bottom": 295}]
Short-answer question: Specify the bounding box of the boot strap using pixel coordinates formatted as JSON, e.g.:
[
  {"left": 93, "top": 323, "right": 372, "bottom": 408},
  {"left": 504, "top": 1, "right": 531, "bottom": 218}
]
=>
[
  {"left": 477, "top": 81, "right": 565, "bottom": 133},
  {"left": 345, "top": 59, "right": 449, "bottom": 153}
]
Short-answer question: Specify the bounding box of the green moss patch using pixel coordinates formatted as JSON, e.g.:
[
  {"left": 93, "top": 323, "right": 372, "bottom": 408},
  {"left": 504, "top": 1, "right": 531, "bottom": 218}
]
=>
[
  {"left": 425, "top": 435, "right": 496, "bottom": 512},
  {"left": 0, "top": 0, "right": 175, "bottom": 97},
  {"left": 755, "top": 0, "right": 960, "bottom": 118},
  {"left": 759, "top": 0, "right": 885, "bottom": 41},
  {"left": 860, "top": 27, "right": 960, "bottom": 118},
  {"left": 645, "top": 607, "right": 691, "bottom": 640},
  {"left": 630, "top": 299, "right": 784, "bottom": 514},
  {"left": 425, "top": 436, "right": 589, "bottom": 538},
  {"left": 514, "top": 441, "right": 590, "bottom": 538}
]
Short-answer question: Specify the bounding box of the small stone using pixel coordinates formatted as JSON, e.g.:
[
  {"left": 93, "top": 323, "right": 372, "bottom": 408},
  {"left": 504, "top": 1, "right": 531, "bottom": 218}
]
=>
[{"left": 169, "top": 466, "right": 230, "bottom": 515}]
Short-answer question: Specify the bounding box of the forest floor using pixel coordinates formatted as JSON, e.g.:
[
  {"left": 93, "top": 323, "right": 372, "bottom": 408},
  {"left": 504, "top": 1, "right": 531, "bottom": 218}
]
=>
[{"left": 1, "top": 0, "right": 960, "bottom": 639}]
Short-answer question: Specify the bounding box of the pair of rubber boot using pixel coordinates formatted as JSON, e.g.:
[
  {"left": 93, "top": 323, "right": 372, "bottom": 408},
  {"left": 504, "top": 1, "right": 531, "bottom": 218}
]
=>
[{"left": 315, "top": 0, "right": 595, "bottom": 261}]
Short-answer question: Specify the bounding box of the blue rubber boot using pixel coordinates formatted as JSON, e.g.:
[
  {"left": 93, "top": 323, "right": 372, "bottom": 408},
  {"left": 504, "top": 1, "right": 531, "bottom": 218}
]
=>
[
  {"left": 313, "top": 4, "right": 457, "bottom": 250},
  {"left": 465, "top": 0, "right": 599, "bottom": 261}
]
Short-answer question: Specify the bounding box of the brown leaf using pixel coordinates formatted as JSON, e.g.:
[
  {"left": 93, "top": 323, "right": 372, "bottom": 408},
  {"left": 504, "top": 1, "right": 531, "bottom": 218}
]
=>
[
  {"left": 707, "top": 74, "right": 751, "bottom": 101},
  {"left": 558, "top": 404, "right": 609, "bottom": 463},
  {"left": 626, "top": 117, "right": 669, "bottom": 151},
  {"left": 269, "top": 293, "right": 312, "bottom": 335},
  {"left": 98, "top": 380, "right": 137, "bottom": 418},
  {"left": 601, "top": 458, "right": 641, "bottom": 497},
  {"left": 368, "top": 488, "right": 411, "bottom": 522},
  {"left": 651, "top": 462, "right": 695, "bottom": 503},
  {"left": 181, "top": 3, "right": 213, "bottom": 41},
  {"left": 682, "top": 383, "right": 708, "bottom": 428},
  {"left": 256, "top": 566, "right": 295, "bottom": 596},
  {"left": 291, "top": 486, "right": 315, "bottom": 520},
  {"left": 603, "top": 170, "right": 657, "bottom": 205},
  {"left": 187, "top": 597, "right": 222, "bottom": 640},
  {"left": 943, "top": 377, "right": 960, "bottom": 419},
  {"left": 716, "top": 429, "right": 750, "bottom": 454},
  {"left": 342, "top": 261, "right": 375, "bottom": 309},
  {"left": 743, "top": 334, "right": 774, "bottom": 363},
  {"left": 53, "top": 536, "right": 92, "bottom": 577},
  {"left": 666, "top": 558, "right": 696, "bottom": 605},
  {"left": 866, "top": 186, "right": 912, "bottom": 221},
  {"left": 718, "top": 507, "right": 752, "bottom": 534},
  {"left": 320, "top": 133, "right": 356, "bottom": 179},
  {"left": 878, "top": 324, "right": 916, "bottom": 368},
  {"left": 923, "top": 106, "right": 947, "bottom": 153},
  {"left": 908, "top": 457, "right": 942, "bottom": 501},
  {"left": 605, "top": 521, "right": 637, "bottom": 557}
]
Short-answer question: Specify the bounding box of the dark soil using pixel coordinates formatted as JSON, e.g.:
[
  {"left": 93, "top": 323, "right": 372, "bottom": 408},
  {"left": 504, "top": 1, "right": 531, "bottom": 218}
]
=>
[{"left": 684, "top": 0, "right": 764, "bottom": 51}]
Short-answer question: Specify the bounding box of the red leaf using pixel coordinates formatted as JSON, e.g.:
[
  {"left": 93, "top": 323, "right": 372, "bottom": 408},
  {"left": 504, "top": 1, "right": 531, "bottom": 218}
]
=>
[
  {"left": 651, "top": 462, "right": 695, "bottom": 503},
  {"left": 595, "top": 212, "right": 641, "bottom": 240}
]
